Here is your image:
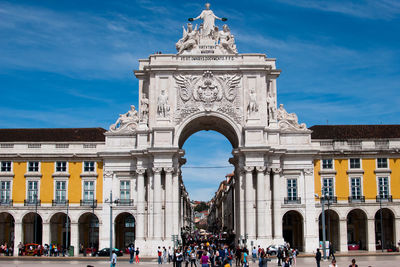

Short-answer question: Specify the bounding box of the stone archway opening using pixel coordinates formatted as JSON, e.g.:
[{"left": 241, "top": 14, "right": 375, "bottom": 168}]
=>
[
  {"left": 282, "top": 210, "right": 304, "bottom": 251},
  {"left": 50, "top": 212, "right": 71, "bottom": 247},
  {"left": 375, "top": 208, "right": 395, "bottom": 250},
  {"left": 78, "top": 213, "right": 99, "bottom": 251},
  {"left": 318, "top": 210, "right": 340, "bottom": 251},
  {"left": 0, "top": 212, "right": 14, "bottom": 247},
  {"left": 22, "top": 212, "right": 42, "bottom": 244},
  {"left": 346, "top": 209, "right": 367, "bottom": 250},
  {"left": 115, "top": 212, "right": 135, "bottom": 251}
]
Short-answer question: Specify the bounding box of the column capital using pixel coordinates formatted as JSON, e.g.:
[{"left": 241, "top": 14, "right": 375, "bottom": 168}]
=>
[
  {"left": 164, "top": 167, "right": 174, "bottom": 174},
  {"left": 136, "top": 168, "right": 146, "bottom": 175},
  {"left": 152, "top": 167, "right": 162, "bottom": 174},
  {"left": 103, "top": 170, "right": 113, "bottom": 178},
  {"left": 243, "top": 166, "right": 254, "bottom": 173},
  {"left": 271, "top": 167, "right": 282, "bottom": 174},
  {"left": 256, "top": 166, "right": 266, "bottom": 173},
  {"left": 304, "top": 168, "right": 313, "bottom": 175}
]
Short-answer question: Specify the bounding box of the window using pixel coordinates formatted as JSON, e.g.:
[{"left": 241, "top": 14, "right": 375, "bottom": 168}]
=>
[
  {"left": 322, "top": 159, "right": 333, "bottom": 169},
  {"left": 27, "top": 181, "right": 39, "bottom": 203},
  {"left": 83, "top": 181, "right": 95, "bottom": 201},
  {"left": 349, "top": 158, "right": 361, "bottom": 169},
  {"left": 84, "top": 161, "right": 95, "bottom": 172},
  {"left": 0, "top": 181, "right": 11, "bottom": 203},
  {"left": 125, "top": 216, "right": 135, "bottom": 228},
  {"left": 120, "top": 181, "right": 130, "bottom": 200},
  {"left": 322, "top": 178, "right": 334, "bottom": 198},
  {"left": 55, "top": 181, "right": 66, "bottom": 202},
  {"left": 377, "top": 158, "right": 388, "bottom": 168},
  {"left": 287, "top": 179, "right": 297, "bottom": 200},
  {"left": 378, "top": 177, "right": 389, "bottom": 198},
  {"left": 28, "top": 161, "right": 39, "bottom": 172},
  {"left": 56, "top": 161, "right": 67, "bottom": 172},
  {"left": 350, "top": 177, "right": 362, "bottom": 199},
  {"left": 0, "top": 161, "right": 11, "bottom": 172}
]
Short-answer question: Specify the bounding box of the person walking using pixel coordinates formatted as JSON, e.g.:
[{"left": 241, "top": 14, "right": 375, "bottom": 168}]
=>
[
  {"left": 328, "top": 259, "right": 338, "bottom": 267},
  {"left": 348, "top": 259, "right": 358, "bottom": 267},
  {"left": 200, "top": 251, "right": 210, "bottom": 267},
  {"left": 329, "top": 245, "right": 335, "bottom": 260},
  {"left": 315, "top": 249, "right": 321, "bottom": 267},
  {"left": 135, "top": 247, "right": 140, "bottom": 263},
  {"left": 158, "top": 246, "right": 163, "bottom": 264},
  {"left": 129, "top": 245, "right": 135, "bottom": 264},
  {"left": 282, "top": 257, "right": 291, "bottom": 267},
  {"left": 277, "top": 248, "right": 283, "bottom": 266},
  {"left": 252, "top": 246, "right": 257, "bottom": 263},
  {"left": 163, "top": 247, "right": 168, "bottom": 264},
  {"left": 111, "top": 249, "right": 117, "bottom": 267},
  {"left": 242, "top": 249, "right": 248, "bottom": 267},
  {"left": 176, "top": 249, "right": 184, "bottom": 267}
]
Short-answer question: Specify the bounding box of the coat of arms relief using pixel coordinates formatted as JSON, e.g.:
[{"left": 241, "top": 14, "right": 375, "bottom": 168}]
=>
[{"left": 174, "top": 71, "right": 242, "bottom": 124}]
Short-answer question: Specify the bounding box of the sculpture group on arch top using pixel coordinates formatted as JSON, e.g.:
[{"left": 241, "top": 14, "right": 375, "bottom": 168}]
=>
[{"left": 108, "top": 3, "right": 308, "bottom": 134}]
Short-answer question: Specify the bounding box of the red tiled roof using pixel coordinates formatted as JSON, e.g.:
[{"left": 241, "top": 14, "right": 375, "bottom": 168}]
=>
[
  {"left": 0, "top": 128, "right": 106, "bottom": 142},
  {"left": 310, "top": 125, "right": 400, "bottom": 140}
]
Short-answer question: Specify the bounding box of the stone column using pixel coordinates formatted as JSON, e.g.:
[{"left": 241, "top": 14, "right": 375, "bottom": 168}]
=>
[
  {"left": 136, "top": 168, "right": 146, "bottom": 240},
  {"left": 244, "top": 166, "right": 255, "bottom": 239},
  {"left": 42, "top": 222, "right": 50, "bottom": 245},
  {"left": 395, "top": 218, "right": 400, "bottom": 247},
  {"left": 13, "top": 221, "right": 22, "bottom": 256},
  {"left": 339, "top": 219, "right": 348, "bottom": 252},
  {"left": 264, "top": 169, "right": 272, "bottom": 240},
  {"left": 153, "top": 167, "right": 162, "bottom": 239},
  {"left": 147, "top": 170, "right": 154, "bottom": 238},
  {"left": 172, "top": 170, "right": 180, "bottom": 235},
  {"left": 272, "top": 168, "right": 283, "bottom": 241},
  {"left": 70, "top": 222, "right": 79, "bottom": 256},
  {"left": 367, "top": 218, "right": 376, "bottom": 251},
  {"left": 239, "top": 171, "right": 245, "bottom": 240},
  {"left": 164, "top": 167, "right": 174, "bottom": 239},
  {"left": 303, "top": 168, "right": 319, "bottom": 252},
  {"left": 256, "top": 166, "right": 266, "bottom": 239}
]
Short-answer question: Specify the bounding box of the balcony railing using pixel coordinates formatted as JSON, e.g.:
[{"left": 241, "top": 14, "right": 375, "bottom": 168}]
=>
[
  {"left": 0, "top": 199, "right": 13, "bottom": 206},
  {"left": 320, "top": 196, "right": 337, "bottom": 204},
  {"left": 52, "top": 199, "right": 69, "bottom": 206},
  {"left": 80, "top": 199, "right": 97, "bottom": 207},
  {"left": 348, "top": 196, "right": 365, "bottom": 203},
  {"left": 24, "top": 199, "right": 41, "bottom": 206},
  {"left": 284, "top": 197, "right": 301, "bottom": 204},
  {"left": 116, "top": 199, "right": 134, "bottom": 206},
  {"left": 376, "top": 195, "right": 393, "bottom": 202}
]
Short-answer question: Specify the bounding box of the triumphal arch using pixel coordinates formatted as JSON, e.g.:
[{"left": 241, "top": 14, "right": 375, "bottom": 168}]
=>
[{"left": 100, "top": 4, "right": 318, "bottom": 255}]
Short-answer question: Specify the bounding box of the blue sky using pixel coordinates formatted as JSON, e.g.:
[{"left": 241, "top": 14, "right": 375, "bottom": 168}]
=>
[{"left": 1, "top": 0, "right": 400, "bottom": 200}]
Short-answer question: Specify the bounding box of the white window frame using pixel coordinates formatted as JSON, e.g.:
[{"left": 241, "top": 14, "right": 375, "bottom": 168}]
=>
[
  {"left": 376, "top": 175, "right": 391, "bottom": 198},
  {"left": 27, "top": 161, "right": 40, "bottom": 173},
  {"left": 0, "top": 179, "right": 13, "bottom": 203},
  {"left": 55, "top": 161, "right": 68, "bottom": 173},
  {"left": 82, "top": 161, "right": 96, "bottom": 173},
  {"left": 120, "top": 180, "right": 131, "bottom": 201},
  {"left": 321, "top": 159, "right": 334, "bottom": 170},
  {"left": 348, "top": 176, "right": 363, "bottom": 199},
  {"left": 53, "top": 177, "right": 68, "bottom": 202},
  {"left": 81, "top": 178, "right": 96, "bottom": 203},
  {"left": 321, "top": 176, "right": 335, "bottom": 198},
  {"left": 0, "top": 161, "right": 12, "bottom": 173},
  {"left": 26, "top": 178, "right": 40, "bottom": 202},
  {"left": 349, "top": 158, "right": 362, "bottom": 169},
  {"left": 376, "top": 158, "right": 389, "bottom": 169}
]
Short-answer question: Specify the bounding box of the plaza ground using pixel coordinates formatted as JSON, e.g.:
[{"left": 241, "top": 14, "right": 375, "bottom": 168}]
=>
[{"left": 1, "top": 255, "right": 400, "bottom": 267}]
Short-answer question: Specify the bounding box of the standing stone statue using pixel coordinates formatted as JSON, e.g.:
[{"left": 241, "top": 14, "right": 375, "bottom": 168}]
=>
[
  {"left": 266, "top": 90, "right": 276, "bottom": 123},
  {"left": 247, "top": 88, "right": 258, "bottom": 116},
  {"left": 140, "top": 93, "right": 149, "bottom": 122},
  {"left": 157, "top": 89, "right": 170, "bottom": 118},
  {"left": 189, "top": 3, "right": 226, "bottom": 38}
]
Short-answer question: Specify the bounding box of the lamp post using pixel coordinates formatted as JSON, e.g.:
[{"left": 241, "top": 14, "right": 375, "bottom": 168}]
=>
[
  {"left": 327, "top": 196, "right": 331, "bottom": 250},
  {"left": 316, "top": 193, "right": 327, "bottom": 260},
  {"left": 65, "top": 200, "right": 69, "bottom": 255},
  {"left": 90, "top": 197, "right": 96, "bottom": 252},
  {"left": 379, "top": 195, "right": 384, "bottom": 252},
  {"left": 105, "top": 191, "right": 119, "bottom": 262},
  {"left": 34, "top": 193, "right": 38, "bottom": 244}
]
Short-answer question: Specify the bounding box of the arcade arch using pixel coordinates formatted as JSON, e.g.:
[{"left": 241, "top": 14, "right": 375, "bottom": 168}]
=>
[
  {"left": 50, "top": 212, "right": 70, "bottom": 247},
  {"left": 375, "top": 208, "right": 395, "bottom": 249},
  {"left": 346, "top": 209, "right": 367, "bottom": 250},
  {"left": 282, "top": 210, "right": 304, "bottom": 251},
  {"left": 78, "top": 213, "right": 99, "bottom": 250},
  {"left": 0, "top": 212, "right": 14, "bottom": 246},
  {"left": 22, "top": 212, "right": 42, "bottom": 244},
  {"left": 115, "top": 212, "right": 135, "bottom": 250},
  {"left": 318, "top": 210, "right": 340, "bottom": 251}
]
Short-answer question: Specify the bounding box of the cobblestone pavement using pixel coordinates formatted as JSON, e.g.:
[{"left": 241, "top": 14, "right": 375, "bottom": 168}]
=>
[{"left": 0, "top": 256, "right": 399, "bottom": 267}]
